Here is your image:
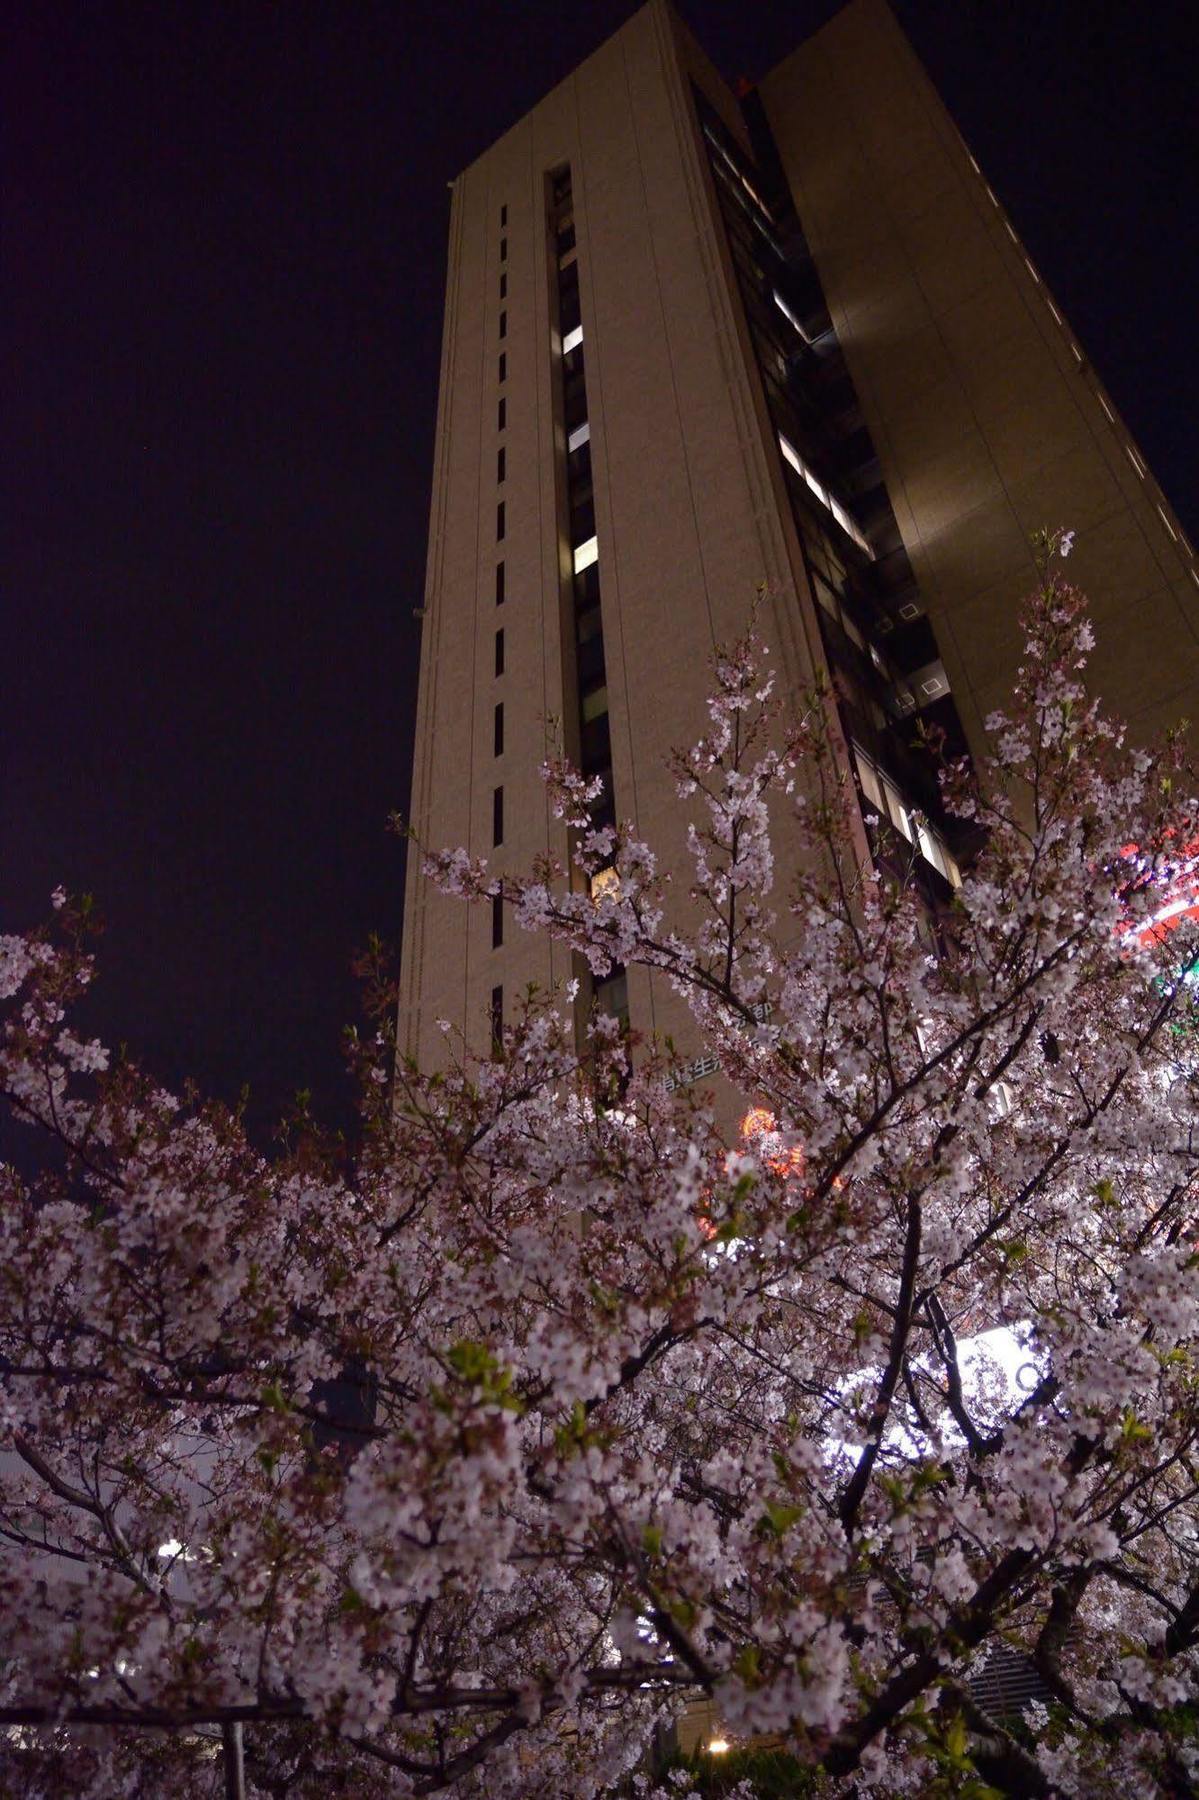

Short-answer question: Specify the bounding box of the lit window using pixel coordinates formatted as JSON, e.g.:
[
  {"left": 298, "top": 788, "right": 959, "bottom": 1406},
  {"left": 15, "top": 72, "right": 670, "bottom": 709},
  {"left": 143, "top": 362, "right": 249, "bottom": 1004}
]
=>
[
  {"left": 772, "top": 288, "right": 812, "bottom": 344},
  {"left": 916, "top": 818, "right": 947, "bottom": 879},
  {"left": 568, "top": 420, "right": 591, "bottom": 453},
  {"left": 882, "top": 779, "right": 912, "bottom": 843},
  {"left": 562, "top": 324, "right": 583, "bottom": 354},
  {"left": 573, "top": 535, "right": 598, "bottom": 573},
  {"left": 854, "top": 749, "right": 884, "bottom": 814},
  {"left": 590, "top": 866, "right": 621, "bottom": 903},
  {"left": 778, "top": 432, "right": 803, "bottom": 478}
]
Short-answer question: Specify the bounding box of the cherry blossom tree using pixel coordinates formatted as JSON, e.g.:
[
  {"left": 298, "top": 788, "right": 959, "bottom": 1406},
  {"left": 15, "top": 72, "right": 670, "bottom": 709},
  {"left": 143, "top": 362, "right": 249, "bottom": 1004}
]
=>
[{"left": 2, "top": 532, "right": 1198, "bottom": 1798}]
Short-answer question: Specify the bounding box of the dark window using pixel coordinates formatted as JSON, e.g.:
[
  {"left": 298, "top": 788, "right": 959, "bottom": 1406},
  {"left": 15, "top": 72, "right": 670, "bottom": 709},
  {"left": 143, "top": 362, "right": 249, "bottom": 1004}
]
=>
[
  {"left": 494, "top": 701, "right": 504, "bottom": 756},
  {"left": 499, "top": 236, "right": 507, "bottom": 262},
  {"left": 570, "top": 496, "right": 596, "bottom": 542},
  {"left": 497, "top": 446, "right": 506, "bottom": 484},
  {"left": 495, "top": 560, "right": 505, "bottom": 605},
  {"left": 576, "top": 629, "right": 606, "bottom": 690},
  {"left": 490, "top": 984, "right": 503, "bottom": 1052},
  {"left": 499, "top": 270, "right": 507, "bottom": 300},
  {"left": 573, "top": 561, "right": 601, "bottom": 610},
  {"left": 496, "top": 501, "right": 505, "bottom": 542},
  {"left": 493, "top": 786, "right": 504, "bottom": 845},
  {"left": 495, "top": 628, "right": 504, "bottom": 676},
  {"left": 500, "top": 203, "right": 508, "bottom": 227},
  {"left": 491, "top": 892, "right": 503, "bottom": 949},
  {"left": 580, "top": 711, "right": 611, "bottom": 775},
  {"left": 595, "top": 969, "right": 629, "bottom": 1026},
  {"left": 498, "top": 396, "right": 506, "bottom": 431},
  {"left": 498, "top": 352, "right": 507, "bottom": 383},
  {"left": 499, "top": 309, "right": 507, "bottom": 340}
]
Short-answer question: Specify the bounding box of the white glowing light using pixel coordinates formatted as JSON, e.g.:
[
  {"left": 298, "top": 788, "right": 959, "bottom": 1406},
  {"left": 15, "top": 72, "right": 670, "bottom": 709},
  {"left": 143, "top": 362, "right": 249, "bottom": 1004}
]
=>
[
  {"left": 573, "top": 535, "right": 598, "bottom": 573},
  {"left": 772, "top": 287, "right": 812, "bottom": 344},
  {"left": 562, "top": 324, "right": 583, "bottom": 354}
]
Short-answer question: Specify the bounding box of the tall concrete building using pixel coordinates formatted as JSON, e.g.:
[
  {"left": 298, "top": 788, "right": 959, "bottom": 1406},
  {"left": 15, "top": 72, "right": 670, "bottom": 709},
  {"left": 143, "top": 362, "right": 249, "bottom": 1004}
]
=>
[{"left": 398, "top": 0, "right": 1196, "bottom": 1074}]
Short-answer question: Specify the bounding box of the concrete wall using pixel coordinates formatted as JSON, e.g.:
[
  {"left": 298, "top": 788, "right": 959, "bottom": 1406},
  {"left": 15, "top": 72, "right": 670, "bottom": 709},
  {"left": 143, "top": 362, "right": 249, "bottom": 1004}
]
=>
[
  {"left": 400, "top": 1, "right": 844, "bottom": 1074},
  {"left": 761, "top": 0, "right": 1198, "bottom": 761}
]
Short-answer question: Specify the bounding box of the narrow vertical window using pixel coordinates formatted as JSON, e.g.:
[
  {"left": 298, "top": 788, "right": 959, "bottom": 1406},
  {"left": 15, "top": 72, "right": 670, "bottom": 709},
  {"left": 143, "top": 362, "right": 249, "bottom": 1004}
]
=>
[
  {"left": 499, "top": 236, "right": 507, "bottom": 262},
  {"left": 490, "top": 984, "right": 503, "bottom": 1052},
  {"left": 493, "top": 786, "right": 504, "bottom": 846},
  {"left": 499, "top": 271, "right": 507, "bottom": 300},
  {"left": 495, "top": 560, "right": 505, "bottom": 605},
  {"left": 494, "top": 701, "right": 504, "bottom": 756},
  {"left": 495, "top": 628, "right": 505, "bottom": 676},
  {"left": 491, "top": 892, "right": 503, "bottom": 949},
  {"left": 498, "top": 396, "right": 506, "bottom": 431},
  {"left": 499, "top": 310, "right": 507, "bottom": 340},
  {"left": 498, "top": 352, "right": 506, "bottom": 383},
  {"left": 497, "top": 446, "right": 506, "bottom": 484},
  {"left": 496, "top": 501, "right": 505, "bottom": 542},
  {"left": 500, "top": 203, "right": 508, "bottom": 227}
]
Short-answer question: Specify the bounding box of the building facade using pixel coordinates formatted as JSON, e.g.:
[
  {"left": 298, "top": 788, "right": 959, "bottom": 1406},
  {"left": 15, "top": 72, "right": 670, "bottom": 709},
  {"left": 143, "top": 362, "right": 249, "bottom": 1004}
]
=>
[{"left": 398, "top": 0, "right": 1195, "bottom": 1075}]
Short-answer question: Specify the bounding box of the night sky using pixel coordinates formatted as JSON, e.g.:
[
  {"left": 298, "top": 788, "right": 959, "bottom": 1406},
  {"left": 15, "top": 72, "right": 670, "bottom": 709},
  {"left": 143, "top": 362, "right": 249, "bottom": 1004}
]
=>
[{"left": 5, "top": 0, "right": 1197, "bottom": 1152}]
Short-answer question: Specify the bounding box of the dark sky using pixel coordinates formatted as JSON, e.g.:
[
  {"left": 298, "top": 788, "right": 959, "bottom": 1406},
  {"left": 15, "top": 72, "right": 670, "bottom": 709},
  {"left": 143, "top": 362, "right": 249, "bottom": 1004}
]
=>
[{"left": 4, "top": 0, "right": 1196, "bottom": 1152}]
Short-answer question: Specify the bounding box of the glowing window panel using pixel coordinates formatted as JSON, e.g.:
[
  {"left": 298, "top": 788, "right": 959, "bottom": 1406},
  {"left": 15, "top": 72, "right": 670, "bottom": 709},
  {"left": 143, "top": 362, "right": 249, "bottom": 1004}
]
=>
[
  {"left": 562, "top": 324, "right": 583, "bottom": 354},
  {"left": 778, "top": 432, "right": 803, "bottom": 477},
  {"left": 803, "top": 465, "right": 828, "bottom": 507},
  {"left": 1127, "top": 445, "right": 1146, "bottom": 479},
  {"left": 590, "top": 866, "right": 621, "bottom": 903},
  {"left": 1158, "top": 506, "right": 1178, "bottom": 543},
  {"left": 853, "top": 750, "right": 884, "bottom": 813},
  {"left": 567, "top": 420, "right": 590, "bottom": 453},
  {"left": 573, "top": 535, "right": 598, "bottom": 573},
  {"left": 772, "top": 288, "right": 812, "bottom": 343},
  {"left": 778, "top": 435, "right": 872, "bottom": 558}
]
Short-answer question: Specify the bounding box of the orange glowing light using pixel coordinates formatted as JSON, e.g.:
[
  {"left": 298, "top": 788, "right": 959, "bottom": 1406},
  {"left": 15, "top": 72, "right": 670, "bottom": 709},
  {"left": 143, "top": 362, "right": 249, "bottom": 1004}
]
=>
[{"left": 739, "top": 1107, "right": 805, "bottom": 1179}]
